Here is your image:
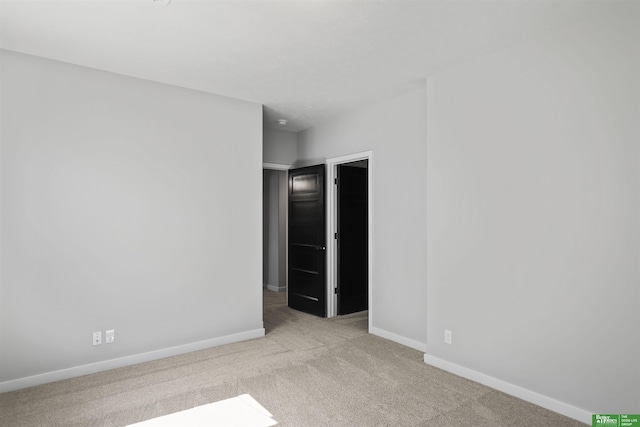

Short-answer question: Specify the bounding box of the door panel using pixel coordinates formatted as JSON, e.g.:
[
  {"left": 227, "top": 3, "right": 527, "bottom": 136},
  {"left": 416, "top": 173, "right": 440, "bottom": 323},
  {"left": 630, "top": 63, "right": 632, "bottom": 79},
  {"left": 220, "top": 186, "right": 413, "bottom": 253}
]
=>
[
  {"left": 288, "top": 164, "right": 326, "bottom": 317},
  {"left": 337, "top": 163, "right": 368, "bottom": 315}
]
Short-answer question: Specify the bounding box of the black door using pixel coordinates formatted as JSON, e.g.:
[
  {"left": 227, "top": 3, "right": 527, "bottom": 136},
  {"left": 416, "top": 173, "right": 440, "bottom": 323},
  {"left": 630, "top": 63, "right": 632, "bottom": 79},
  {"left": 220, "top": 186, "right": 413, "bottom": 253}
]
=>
[
  {"left": 337, "top": 162, "right": 368, "bottom": 315},
  {"left": 288, "top": 165, "right": 326, "bottom": 317}
]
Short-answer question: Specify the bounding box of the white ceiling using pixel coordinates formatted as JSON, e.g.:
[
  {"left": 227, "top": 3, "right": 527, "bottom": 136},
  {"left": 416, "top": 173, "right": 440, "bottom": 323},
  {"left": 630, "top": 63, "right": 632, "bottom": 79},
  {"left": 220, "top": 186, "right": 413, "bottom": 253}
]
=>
[{"left": 0, "top": 0, "right": 612, "bottom": 132}]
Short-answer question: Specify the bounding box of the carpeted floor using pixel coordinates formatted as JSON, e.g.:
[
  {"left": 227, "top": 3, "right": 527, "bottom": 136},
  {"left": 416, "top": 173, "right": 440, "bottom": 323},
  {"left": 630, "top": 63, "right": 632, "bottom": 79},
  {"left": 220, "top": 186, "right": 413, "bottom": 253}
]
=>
[{"left": 0, "top": 290, "right": 585, "bottom": 426}]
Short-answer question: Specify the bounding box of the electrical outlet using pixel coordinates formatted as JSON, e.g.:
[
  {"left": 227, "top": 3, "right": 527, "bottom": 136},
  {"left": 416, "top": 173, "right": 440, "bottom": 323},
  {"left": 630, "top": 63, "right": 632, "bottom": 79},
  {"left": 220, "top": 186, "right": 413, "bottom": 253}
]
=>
[
  {"left": 93, "top": 331, "right": 102, "bottom": 346},
  {"left": 444, "top": 329, "right": 452, "bottom": 345},
  {"left": 105, "top": 329, "right": 115, "bottom": 344}
]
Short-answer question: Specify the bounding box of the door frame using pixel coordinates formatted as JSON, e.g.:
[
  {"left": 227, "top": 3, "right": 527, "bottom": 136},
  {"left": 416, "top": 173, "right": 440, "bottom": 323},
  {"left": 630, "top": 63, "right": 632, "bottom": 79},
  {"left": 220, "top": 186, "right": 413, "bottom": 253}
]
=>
[{"left": 326, "top": 151, "right": 373, "bottom": 332}]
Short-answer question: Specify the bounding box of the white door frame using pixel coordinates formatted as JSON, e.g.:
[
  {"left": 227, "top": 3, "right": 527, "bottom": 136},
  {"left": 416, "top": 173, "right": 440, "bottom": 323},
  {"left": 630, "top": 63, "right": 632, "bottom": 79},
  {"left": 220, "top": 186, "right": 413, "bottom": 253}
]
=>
[{"left": 325, "top": 151, "right": 373, "bottom": 332}]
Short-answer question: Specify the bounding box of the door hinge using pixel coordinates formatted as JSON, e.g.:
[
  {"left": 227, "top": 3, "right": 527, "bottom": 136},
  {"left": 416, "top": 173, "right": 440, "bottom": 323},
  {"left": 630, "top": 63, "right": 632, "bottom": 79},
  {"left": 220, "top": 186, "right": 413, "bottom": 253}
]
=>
[
  {"left": 334, "top": 288, "right": 338, "bottom": 294},
  {"left": 334, "top": 232, "right": 338, "bottom": 240},
  {"left": 334, "top": 178, "right": 339, "bottom": 185}
]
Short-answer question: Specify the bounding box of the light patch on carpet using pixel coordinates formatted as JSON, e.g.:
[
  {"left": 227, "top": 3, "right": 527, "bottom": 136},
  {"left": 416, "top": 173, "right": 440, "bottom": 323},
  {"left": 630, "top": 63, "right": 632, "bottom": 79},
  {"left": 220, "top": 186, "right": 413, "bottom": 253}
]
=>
[{"left": 126, "top": 394, "right": 277, "bottom": 426}]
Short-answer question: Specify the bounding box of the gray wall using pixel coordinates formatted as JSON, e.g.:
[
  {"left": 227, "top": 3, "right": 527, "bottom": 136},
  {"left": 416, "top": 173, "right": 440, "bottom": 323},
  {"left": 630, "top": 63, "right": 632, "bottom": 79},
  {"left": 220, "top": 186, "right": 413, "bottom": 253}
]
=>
[
  {"left": 262, "top": 169, "right": 281, "bottom": 290},
  {"left": 426, "top": 6, "right": 639, "bottom": 414},
  {"left": 262, "top": 171, "right": 271, "bottom": 285},
  {"left": 277, "top": 171, "right": 287, "bottom": 291},
  {"left": 263, "top": 128, "right": 297, "bottom": 165},
  {"left": 297, "top": 87, "right": 427, "bottom": 348},
  {"left": 0, "top": 51, "right": 264, "bottom": 387}
]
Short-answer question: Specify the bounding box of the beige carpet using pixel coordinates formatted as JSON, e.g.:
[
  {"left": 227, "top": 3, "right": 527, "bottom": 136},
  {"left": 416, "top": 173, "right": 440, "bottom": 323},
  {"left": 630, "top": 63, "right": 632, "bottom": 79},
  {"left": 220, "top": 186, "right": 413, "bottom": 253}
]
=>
[{"left": 0, "top": 290, "right": 585, "bottom": 426}]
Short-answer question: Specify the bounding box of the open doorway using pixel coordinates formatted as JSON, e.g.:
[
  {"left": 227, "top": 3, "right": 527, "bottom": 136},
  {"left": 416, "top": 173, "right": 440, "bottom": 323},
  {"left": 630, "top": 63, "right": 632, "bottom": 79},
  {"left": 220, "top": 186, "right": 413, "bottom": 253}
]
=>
[
  {"left": 336, "top": 160, "right": 368, "bottom": 315},
  {"left": 262, "top": 167, "right": 288, "bottom": 295},
  {"left": 326, "top": 151, "right": 373, "bottom": 331},
  {"left": 268, "top": 153, "right": 372, "bottom": 328}
]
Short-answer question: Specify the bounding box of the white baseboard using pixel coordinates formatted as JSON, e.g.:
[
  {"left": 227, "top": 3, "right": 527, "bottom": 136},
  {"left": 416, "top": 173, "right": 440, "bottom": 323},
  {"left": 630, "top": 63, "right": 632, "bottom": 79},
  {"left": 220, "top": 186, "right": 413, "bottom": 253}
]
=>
[
  {"left": 266, "top": 284, "right": 285, "bottom": 292},
  {"left": 422, "top": 353, "right": 591, "bottom": 424},
  {"left": 0, "top": 328, "right": 265, "bottom": 393},
  {"left": 370, "top": 327, "right": 427, "bottom": 352}
]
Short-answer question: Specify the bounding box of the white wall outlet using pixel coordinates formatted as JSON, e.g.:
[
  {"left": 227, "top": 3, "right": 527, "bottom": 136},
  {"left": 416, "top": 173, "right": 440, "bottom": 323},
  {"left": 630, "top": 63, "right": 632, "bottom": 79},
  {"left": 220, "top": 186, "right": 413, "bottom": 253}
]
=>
[
  {"left": 105, "top": 329, "right": 115, "bottom": 344},
  {"left": 93, "top": 331, "right": 102, "bottom": 346},
  {"left": 444, "top": 329, "right": 452, "bottom": 345}
]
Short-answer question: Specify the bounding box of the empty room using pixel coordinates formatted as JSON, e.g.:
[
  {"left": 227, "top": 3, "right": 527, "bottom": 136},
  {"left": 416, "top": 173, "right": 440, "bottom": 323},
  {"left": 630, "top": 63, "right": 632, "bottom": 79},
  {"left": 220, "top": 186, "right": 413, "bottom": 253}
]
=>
[{"left": 1, "top": 1, "right": 638, "bottom": 426}]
